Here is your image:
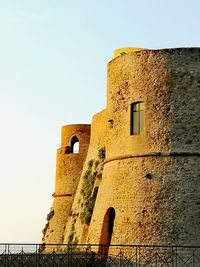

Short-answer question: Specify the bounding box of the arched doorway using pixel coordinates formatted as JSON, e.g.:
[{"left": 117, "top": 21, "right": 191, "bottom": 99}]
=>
[
  {"left": 98, "top": 207, "right": 115, "bottom": 259},
  {"left": 70, "top": 136, "right": 79, "bottom": 153}
]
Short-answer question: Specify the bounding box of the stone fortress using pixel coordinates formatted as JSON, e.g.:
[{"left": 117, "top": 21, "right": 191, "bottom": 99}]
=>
[{"left": 42, "top": 47, "right": 200, "bottom": 249}]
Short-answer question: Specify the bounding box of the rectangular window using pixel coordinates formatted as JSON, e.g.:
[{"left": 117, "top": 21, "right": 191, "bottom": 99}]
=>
[{"left": 130, "top": 102, "right": 144, "bottom": 135}]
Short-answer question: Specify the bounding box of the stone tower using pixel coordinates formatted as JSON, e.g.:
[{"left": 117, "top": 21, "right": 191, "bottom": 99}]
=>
[
  {"left": 42, "top": 124, "right": 90, "bottom": 244},
  {"left": 87, "top": 48, "right": 200, "bottom": 247},
  {"left": 42, "top": 47, "right": 200, "bottom": 250}
]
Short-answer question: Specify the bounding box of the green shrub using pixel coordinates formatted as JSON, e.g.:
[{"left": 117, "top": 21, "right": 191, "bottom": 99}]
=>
[
  {"left": 83, "top": 169, "right": 92, "bottom": 180},
  {"left": 68, "top": 210, "right": 72, "bottom": 216},
  {"left": 97, "top": 173, "right": 102, "bottom": 179},
  {"left": 80, "top": 154, "right": 104, "bottom": 225},
  {"left": 68, "top": 233, "right": 74, "bottom": 243},
  {"left": 94, "top": 160, "right": 100, "bottom": 168},
  {"left": 73, "top": 237, "right": 78, "bottom": 246},
  {"left": 84, "top": 211, "right": 92, "bottom": 225},
  {"left": 47, "top": 209, "right": 54, "bottom": 221},
  {"left": 42, "top": 222, "right": 49, "bottom": 235},
  {"left": 88, "top": 159, "right": 94, "bottom": 167},
  {"left": 98, "top": 147, "right": 106, "bottom": 160}
]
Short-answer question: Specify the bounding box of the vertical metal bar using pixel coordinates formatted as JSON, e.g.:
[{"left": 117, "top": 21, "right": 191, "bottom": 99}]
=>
[
  {"left": 85, "top": 246, "right": 88, "bottom": 267},
  {"left": 7, "top": 244, "right": 9, "bottom": 267},
  {"left": 21, "top": 246, "right": 23, "bottom": 267},
  {"left": 71, "top": 246, "right": 73, "bottom": 267},
  {"left": 155, "top": 249, "right": 157, "bottom": 267},
  {"left": 38, "top": 244, "right": 40, "bottom": 267},
  {"left": 39, "top": 245, "right": 42, "bottom": 267},
  {"left": 119, "top": 248, "right": 122, "bottom": 267},
  {"left": 192, "top": 248, "right": 195, "bottom": 267},
  {"left": 175, "top": 246, "right": 177, "bottom": 267},
  {"left": 5, "top": 244, "right": 7, "bottom": 267},
  {"left": 172, "top": 246, "right": 175, "bottom": 267},
  {"left": 35, "top": 244, "right": 38, "bottom": 267},
  {"left": 138, "top": 246, "right": 140, "bottom": 267},
  {"left": 52, "top": 251, "right": 55, "bottom": 267},
  {"left": 135, "top": 246, "right": 137, "bottom": 267},
  {"left": 67, "top": 244, "right": 69, "bottom": 267}
]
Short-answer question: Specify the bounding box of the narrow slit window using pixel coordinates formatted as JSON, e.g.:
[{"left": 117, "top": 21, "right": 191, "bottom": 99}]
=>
[{"left": 130, "top": 102, "right": 144, "bottom": 135}]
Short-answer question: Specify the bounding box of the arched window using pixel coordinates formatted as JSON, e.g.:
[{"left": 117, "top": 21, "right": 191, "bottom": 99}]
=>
[
  {"left": 130, "top": 102, "right": 144, "bottom": 135},
  {"left": 71, "top": 136, "right": 80, "bottom": 153},
  {"left": 98, "top": 207, "right": 115, "bottom": 259}
]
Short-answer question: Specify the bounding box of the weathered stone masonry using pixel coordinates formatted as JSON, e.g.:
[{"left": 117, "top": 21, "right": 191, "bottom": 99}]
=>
[{"left": 42, "top": 47, "right": 200, "bottom": 249}]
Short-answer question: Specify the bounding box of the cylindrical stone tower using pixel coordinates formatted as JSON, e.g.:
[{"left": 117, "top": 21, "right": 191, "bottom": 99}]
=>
[
  {"left": 87, "top": 48, "right": 200, "bottom": 247},
  {"left": 42, "top": 124, "right": 90, "bottom": 245}
]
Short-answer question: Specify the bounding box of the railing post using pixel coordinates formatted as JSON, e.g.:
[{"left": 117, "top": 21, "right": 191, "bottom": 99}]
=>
[
  {"left": 38, "top": 244, "right": 41, "bottom": 267},
  {"left": 135, "top": 246, "right": 137, "bottom": 267},
  {"left": 155, "top": 249, "right": 157, "bottom": 267},
  {"left": 175, "top": 246, "right": 177, "bottom": 267},
  {"left": 35, "top": 244, "right": 38, "bottom": 267},
  {"left": 67, "top": 244, "right": 72, "bottom": 267},
  {"left": 66, "top": 244, "right": 69, "bottom": 267},
  {"left": 52, "top": 251, "right": 55, "bottom": 267},
  {"left": 71, "top": 245, "right": 73, "bottom": 267},
  {"left": 85, "top": 245, "right": 89, "bottom": 267},
  {"left": 119, "top": 248, "right": 122, "bottom": 267},
  {"left": 21, "top": 247, "right": 24, "bottom": 267},
  {"left": 7, "top": 244, "right": 9, "bottom": 267},
  {"left": 5, "top": 244, "right": 7, "bottom": 267},
  {"left": 192, "top": 248, "right": 195, "bottom": 267},
  {"left": 171, "top": 247, "right": 173, "bottom": 267},
  {"left": 138, "top": 245, "right": 140, "bottom": 267}
]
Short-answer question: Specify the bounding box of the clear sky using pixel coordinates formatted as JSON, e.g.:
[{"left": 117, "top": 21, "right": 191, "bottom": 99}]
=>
[{"left": 0, "top": 0, "right": 200, "bottom": 243}]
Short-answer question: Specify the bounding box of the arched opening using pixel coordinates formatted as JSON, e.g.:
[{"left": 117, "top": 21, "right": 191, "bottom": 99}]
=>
[
  {"left": 98, "top": 207, "right": 115, "bottom": 260},
  {"left": 71, "top": 136, "right": 80, "bottom": 153}
]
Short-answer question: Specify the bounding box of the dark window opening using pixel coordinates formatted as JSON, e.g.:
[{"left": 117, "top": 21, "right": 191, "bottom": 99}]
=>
[
  {"left": 130, "top": 102, "right": 144, "bottom": 135},
  {"left": 98, "top": 207, "right": 115, "bottom": 260},
  {"left": 71, "top": 136, "right": 80, "bottom": 153}
]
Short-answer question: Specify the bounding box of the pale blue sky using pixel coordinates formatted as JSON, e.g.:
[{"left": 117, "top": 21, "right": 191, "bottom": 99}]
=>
[{"left": 0, "top": 0, "right": 200, "bottom": 243}]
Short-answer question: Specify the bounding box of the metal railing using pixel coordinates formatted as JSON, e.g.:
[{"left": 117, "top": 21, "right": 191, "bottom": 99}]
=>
[{"left": 0, "top": 243, "right": 200, "bottom": 266}]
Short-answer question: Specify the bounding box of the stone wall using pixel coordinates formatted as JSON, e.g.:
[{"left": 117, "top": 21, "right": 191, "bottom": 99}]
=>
[
  {"left": 42, "top": 124, "right": 90, "bottom": 246},
  {"left": 42, "top": 47, "right": 200, "bottom": 248},
  {"left": 87, "top": 48, "right": 200, "bottom": 246},
  {"left": 88, "top": 155, "right": 200, "bottom": 246},
  {"left": 63, "top": 110, "right": 108, "bottom": 245}
]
